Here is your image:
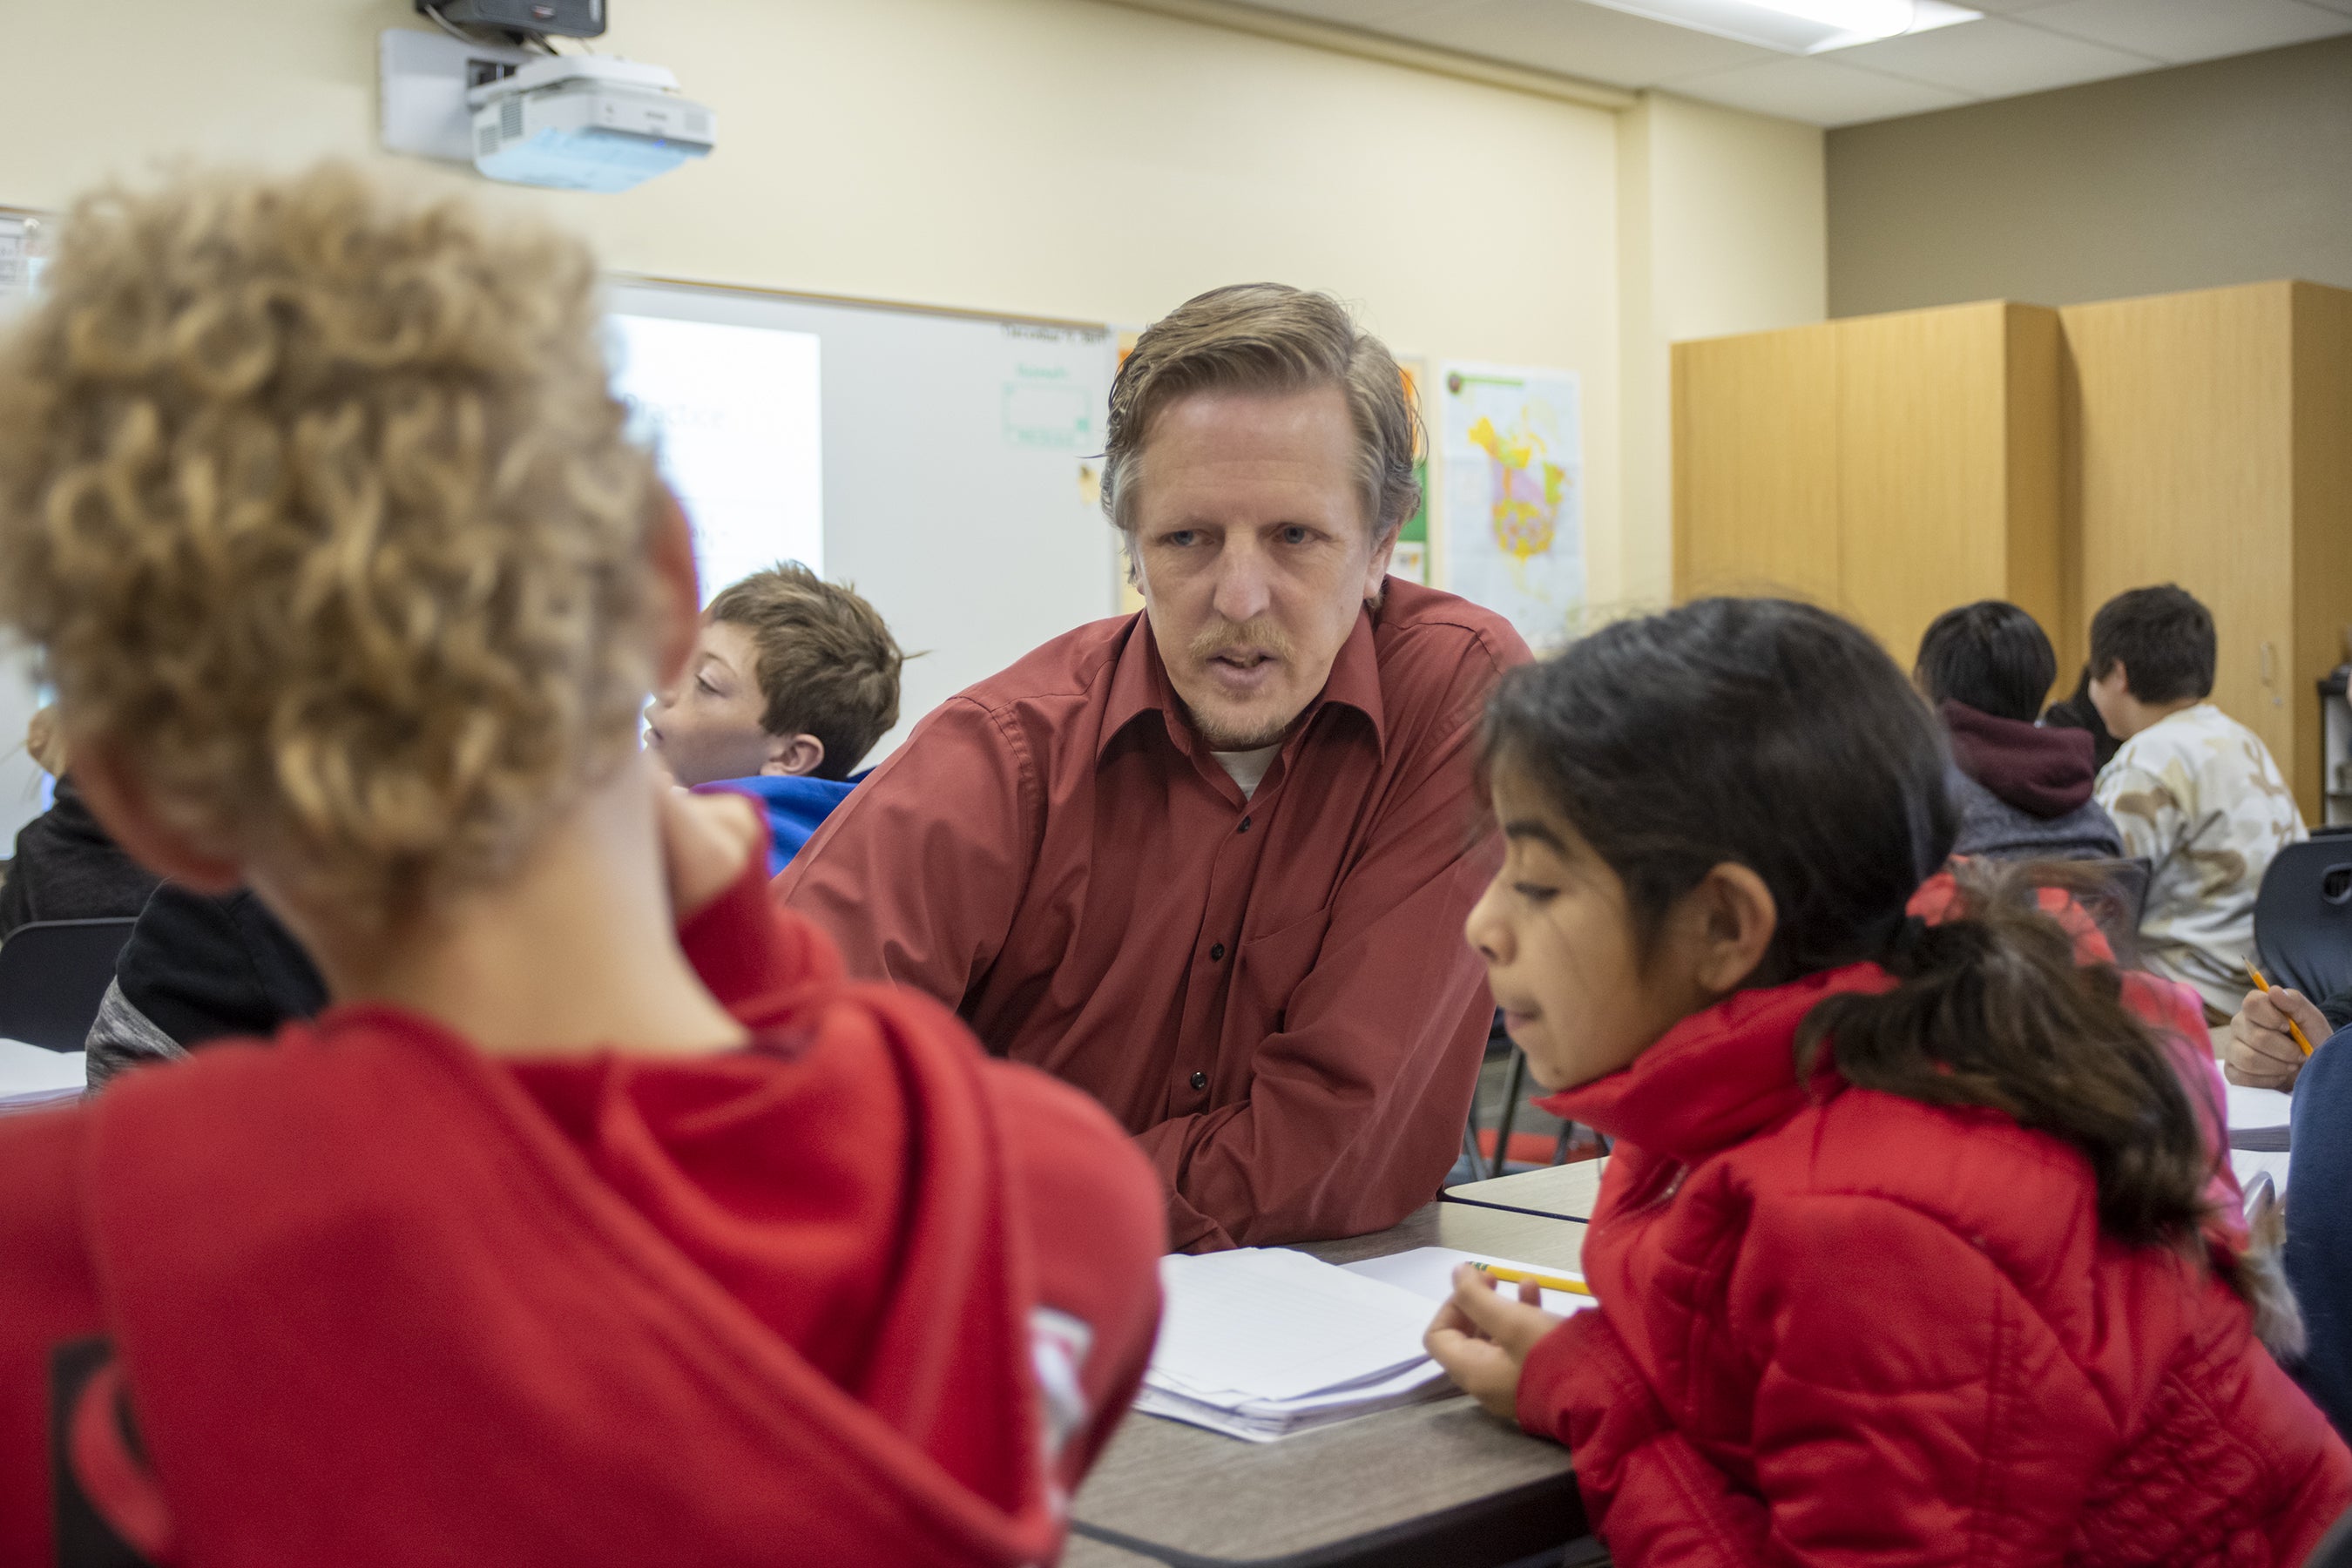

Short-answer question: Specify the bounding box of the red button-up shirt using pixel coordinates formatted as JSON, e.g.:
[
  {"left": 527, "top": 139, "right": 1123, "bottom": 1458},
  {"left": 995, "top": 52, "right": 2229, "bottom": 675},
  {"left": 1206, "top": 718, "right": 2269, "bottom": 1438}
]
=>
[{"left": 776, "top": 578, "right": 1528, "bottom": 1250}]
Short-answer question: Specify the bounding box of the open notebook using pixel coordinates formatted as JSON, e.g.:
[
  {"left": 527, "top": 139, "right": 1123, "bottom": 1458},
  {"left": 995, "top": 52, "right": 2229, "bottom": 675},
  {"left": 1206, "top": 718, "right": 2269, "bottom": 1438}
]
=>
[
  {"left": 1139, "top": 1245, "right": 1596, "bottom": 1442},
  {"left": 0, "top": 1038, "right": 85, "bottom": 1114}
]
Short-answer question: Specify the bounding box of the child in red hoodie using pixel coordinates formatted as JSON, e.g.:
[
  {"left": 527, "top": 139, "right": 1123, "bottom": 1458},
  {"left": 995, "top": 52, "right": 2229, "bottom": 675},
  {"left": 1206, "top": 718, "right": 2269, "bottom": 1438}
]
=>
[
  {"left": 1425, "top": 597, "right": 2350, "bottom": 1565},
  {"left": 0, "top": 164, "right": 1163, "bottom": 1567}
]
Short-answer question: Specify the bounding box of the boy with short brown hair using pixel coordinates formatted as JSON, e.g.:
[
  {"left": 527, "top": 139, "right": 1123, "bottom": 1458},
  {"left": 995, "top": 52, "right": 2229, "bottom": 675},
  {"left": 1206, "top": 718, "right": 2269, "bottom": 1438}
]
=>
[{"left": 646, "top": 562, "right": 904, "bottom": 872}]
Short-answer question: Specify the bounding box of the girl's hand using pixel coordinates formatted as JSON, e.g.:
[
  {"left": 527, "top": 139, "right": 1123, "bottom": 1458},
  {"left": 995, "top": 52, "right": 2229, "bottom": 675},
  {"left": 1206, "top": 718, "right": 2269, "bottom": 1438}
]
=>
[
  {"left": 1423, "top": 1264, "right": 1567, "bottom": 1423},
  {"left": 649, "top": 759, "right": 763, "bottom": 921}
]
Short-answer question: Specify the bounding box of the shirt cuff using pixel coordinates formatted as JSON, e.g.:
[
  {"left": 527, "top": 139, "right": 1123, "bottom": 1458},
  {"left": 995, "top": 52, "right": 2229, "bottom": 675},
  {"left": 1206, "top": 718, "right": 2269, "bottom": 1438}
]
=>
[
  {"left": 1516, "top": 1306, "right": 1666, "bottom": 1456},
  {"left": 677, "top": 837, "right": 791, "bottom": 1010}
]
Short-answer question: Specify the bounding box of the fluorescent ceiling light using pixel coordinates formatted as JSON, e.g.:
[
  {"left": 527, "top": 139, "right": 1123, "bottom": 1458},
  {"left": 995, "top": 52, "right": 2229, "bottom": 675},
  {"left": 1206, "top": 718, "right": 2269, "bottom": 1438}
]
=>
[{"left": 1580, "top": 0, "right": 1982, "bottom": 54}]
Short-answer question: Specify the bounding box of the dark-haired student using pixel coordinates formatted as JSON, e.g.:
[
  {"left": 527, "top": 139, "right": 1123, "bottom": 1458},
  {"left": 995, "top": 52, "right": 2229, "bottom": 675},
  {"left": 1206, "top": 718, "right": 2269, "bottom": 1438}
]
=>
[
  {"left": 1421, "top": 597, "right": 2349, "bottom": 1565},
  {"left": 84, "top": 884, "right": 327, "bottom": 1085},
  {"left": 2089, "top": 585, "right": 2305, "bottom": 1019},
  {"left": 2044, "top": 665, "right": 2124, "bottom": 772},
  {"left": 0, "top": 707, "right": 160, "bottom": 940},
  {"left": 1914, "top": 600, "right": 2122, "bottom": 862}
]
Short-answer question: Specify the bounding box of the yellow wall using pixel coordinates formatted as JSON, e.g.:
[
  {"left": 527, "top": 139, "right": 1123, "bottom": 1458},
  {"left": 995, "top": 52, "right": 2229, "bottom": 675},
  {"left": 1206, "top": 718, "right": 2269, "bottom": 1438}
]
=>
[
  {"left": 1618, "top": 91, "right": 1827, "bottom": 612},
  {"left": 0, "top": 0, "right": 1829, "bottom": 835},
  {"left": 0, "top": 0, "right": 1833, "bottom": 610},
  {"left": 0, "top": 0, "right": 1618, "bottom": 469}
]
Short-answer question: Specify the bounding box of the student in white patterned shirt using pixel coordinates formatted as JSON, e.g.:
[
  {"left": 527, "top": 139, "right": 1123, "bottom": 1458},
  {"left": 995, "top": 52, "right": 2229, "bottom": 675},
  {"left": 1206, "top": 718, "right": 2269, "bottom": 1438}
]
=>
[{"left": 2089, "top": 585, "right": 2306, "bottom": 1022}]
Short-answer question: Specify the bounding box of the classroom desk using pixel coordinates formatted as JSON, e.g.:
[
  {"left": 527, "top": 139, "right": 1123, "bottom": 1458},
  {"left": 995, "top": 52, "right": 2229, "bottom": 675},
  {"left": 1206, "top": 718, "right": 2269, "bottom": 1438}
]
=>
[
  {"left": 1443, "top": 1158, "right": 1607, "bottom": 1223},
  {"left": 1064, "top": 1203, "right": 1592, "bottom": 1568}
]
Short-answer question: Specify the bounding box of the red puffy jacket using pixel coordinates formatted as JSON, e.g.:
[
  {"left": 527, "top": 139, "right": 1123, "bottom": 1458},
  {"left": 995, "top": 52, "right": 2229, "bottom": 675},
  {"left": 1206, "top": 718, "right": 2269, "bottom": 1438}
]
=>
[{"left": 1523, "top": 962, "right": 2352, "bottom": 1566}]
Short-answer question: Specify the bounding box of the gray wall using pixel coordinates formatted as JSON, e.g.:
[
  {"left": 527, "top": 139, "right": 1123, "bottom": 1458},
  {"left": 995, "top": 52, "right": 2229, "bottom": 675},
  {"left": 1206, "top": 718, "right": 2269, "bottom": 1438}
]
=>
[{"left": 1827, "top": 37, "right": 2352, "bottom": 318}]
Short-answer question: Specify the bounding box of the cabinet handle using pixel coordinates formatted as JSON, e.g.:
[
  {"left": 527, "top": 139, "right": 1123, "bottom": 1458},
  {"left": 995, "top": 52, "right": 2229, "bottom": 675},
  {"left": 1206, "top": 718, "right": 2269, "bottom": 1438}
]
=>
[{"left": 2261, "top": 641, "right": 2278, "bottom": 686}]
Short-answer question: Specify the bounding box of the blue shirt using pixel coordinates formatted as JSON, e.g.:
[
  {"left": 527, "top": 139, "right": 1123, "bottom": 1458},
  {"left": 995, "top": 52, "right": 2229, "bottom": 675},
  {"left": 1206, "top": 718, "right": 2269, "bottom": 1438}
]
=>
[
  {"left": 2287, "top": 1017, "right": 2352, "bottom": 1438},
  {"left": 694, "top": 774, "right": 861, "bottom": 876}
]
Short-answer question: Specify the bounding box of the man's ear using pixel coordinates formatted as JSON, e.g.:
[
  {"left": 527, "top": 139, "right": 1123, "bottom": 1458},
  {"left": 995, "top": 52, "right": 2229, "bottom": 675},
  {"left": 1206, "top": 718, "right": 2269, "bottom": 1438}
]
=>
[
  {"left": 69, "top": 735, "right": 243, "bottom": 893},
  {"left": 1362, "top": 522, "right": 1401, "bottom": 605},
  {"left": 647, "top": 485, "right": 701, "bottom": 691},
  {"left": 1688, "top": 862, "right": 1779, "bottom": 998},
  {"left": 759, "top": 733, "right": 826, "bottom": 778}
]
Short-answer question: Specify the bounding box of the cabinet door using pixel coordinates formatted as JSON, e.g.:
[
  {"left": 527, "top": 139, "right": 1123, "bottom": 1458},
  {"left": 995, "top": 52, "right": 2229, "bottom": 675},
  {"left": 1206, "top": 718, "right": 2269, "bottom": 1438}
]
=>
[
  {"left": 2063, "top": 284, "right": 2297, "bottom": 783},
  {"left": 1835, "top": 302, "right": 2024, "bottom": 667},
  {"left": 1673, "top": 324, "right": 1841, "bottom": 612}
]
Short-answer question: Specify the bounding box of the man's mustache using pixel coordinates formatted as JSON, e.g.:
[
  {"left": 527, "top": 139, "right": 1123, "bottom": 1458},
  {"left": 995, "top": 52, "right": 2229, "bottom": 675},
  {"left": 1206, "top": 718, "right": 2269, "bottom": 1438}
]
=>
[{"left": 1188, "top": 618, "right": 1297, "bottom": 666}]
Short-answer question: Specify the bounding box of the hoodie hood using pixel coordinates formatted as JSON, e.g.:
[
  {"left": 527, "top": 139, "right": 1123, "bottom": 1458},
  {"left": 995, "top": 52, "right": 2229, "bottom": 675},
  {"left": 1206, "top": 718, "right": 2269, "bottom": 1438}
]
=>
[
  {"left": 1941, "top": 700, "right": 2098, "bottom": 819},
  {"left": 79, "top": 995, "right": 1064, "bottom": 1568},
  {"left": 699, "top": 772, "right": 861, "bottom": 875}
]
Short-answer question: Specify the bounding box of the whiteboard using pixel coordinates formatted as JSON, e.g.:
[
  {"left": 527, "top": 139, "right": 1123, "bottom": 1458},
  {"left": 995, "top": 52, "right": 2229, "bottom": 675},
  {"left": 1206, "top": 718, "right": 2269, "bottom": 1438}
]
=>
[
  {"left": 608, "top": 311, "right": 826, "bottom": 597},
  {"left": 0, "top": 260, "right": 1125, "bottom": 849},
  {"left": 0, "top": 215, "right": 45, "bottom": 847},
  {"left": 606, "top": 278, "right": 1123, "bottom": 766}
]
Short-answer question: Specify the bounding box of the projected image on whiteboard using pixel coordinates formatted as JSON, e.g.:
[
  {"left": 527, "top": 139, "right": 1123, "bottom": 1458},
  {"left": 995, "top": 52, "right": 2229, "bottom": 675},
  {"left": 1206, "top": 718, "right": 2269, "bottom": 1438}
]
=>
[{"left": 609, "top": 314, "right": 823, "bottom": 599}]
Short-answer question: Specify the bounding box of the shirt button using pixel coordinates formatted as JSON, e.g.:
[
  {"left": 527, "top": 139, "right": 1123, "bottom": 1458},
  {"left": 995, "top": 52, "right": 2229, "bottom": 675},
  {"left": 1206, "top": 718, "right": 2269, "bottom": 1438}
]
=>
[
  {"left": 1190, "top": 1071, "right": 1207, "bottom": 1091},
  {"left": 1209, "top": 943, "right": 1226, "bottom": 962},
  {"left": 1238, "top": 816, "right": 1252, "bottom": 834}
]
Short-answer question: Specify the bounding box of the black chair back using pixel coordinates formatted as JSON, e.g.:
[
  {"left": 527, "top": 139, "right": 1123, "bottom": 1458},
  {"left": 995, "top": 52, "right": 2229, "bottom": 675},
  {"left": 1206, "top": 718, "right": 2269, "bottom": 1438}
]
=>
[
  {"left": 0, "top": 918, "right": 136, "bottom": 1051},
  {"left": 2256, "top": 841, "right": 2352, "bottom": 1004}
]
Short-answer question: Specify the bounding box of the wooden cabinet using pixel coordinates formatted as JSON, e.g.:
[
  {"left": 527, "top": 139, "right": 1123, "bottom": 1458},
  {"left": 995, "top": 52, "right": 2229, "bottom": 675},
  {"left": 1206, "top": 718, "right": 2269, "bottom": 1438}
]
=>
[
  {"left": 1673, "top": 281, "right": 2352, "bottom": 821},
  {"left": 1673, "top": 301, "right": 2063, "bottom": 678},
  {"left": 2059, "top": 280, "right": 2352, "bottom": 825}
]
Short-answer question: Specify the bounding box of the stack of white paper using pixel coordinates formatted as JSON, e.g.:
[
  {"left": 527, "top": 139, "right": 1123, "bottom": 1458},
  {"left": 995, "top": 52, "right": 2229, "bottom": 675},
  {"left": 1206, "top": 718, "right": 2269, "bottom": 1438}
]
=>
[
  {"left": 0, "top": 1038, "right": 85, "bottom": 1114},
  {"left": 2227, "top": 1084, "right": 2293, "bottom": 1126},
  {"left": 1138, "top": 1245, "right": 1596, "bottom": 1442}
]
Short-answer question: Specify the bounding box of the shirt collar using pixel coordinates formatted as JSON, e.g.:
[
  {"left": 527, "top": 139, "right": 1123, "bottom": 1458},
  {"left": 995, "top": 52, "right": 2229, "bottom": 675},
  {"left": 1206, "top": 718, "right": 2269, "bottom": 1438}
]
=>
[{"left": 1096, "top": 605, "right": 1389, "bottom": 766}]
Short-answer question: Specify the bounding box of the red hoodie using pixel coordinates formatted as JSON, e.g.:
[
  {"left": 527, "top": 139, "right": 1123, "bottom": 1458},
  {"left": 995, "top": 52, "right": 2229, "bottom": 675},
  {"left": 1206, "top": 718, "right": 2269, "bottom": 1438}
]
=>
[
  {"left": 1516, "top": 950, "right": 2350, "bottom": 1566},
  {"left": 0, "top": 849, "right": 1165, "bottom": 1566}
]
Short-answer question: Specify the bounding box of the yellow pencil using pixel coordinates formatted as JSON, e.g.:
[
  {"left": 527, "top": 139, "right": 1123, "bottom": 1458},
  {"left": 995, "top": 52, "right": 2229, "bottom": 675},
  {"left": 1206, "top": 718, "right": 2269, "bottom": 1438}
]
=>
[
  {"left": 1471, "top": 1261, "right": 1593, "bottom": 1298},
  {"left": 2248, "top": 965, "right": 2317, "bottom": 1058}
]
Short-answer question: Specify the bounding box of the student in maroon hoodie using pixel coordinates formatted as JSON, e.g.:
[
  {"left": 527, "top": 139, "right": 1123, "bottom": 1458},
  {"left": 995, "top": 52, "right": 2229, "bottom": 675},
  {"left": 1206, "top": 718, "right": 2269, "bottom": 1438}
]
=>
[
  {"left": 1915, "top": 600, "right": 2125, "bottom": 862},
  {"left": 0, "top": 164, "right": 1163, "bottom": 1567},
  {"left": 1424, "top": 598, "right": 2347, "bottom": 1565}
]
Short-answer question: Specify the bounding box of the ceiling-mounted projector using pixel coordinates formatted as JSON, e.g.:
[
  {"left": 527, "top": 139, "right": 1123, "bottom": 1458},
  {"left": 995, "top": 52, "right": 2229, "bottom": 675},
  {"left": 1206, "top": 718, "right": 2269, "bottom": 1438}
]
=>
[{"left": 469, "top": 55, "right": 713, "bottom": 193}]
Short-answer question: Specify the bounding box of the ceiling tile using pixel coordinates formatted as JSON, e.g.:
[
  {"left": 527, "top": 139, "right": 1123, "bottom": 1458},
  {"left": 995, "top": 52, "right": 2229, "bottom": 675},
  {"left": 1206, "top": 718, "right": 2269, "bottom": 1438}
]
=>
[
  {"left": 1374, "top": 0, "right": 1780, "bottom": 87},
  {"left": 1826, "top": 14, "right": 2157, "bottom": 95},
  {"left": 1664, "top": 54, "right": 1975, "bottom": 125},
  {"left": 2019, "top": 0, "right": 2352, "bottom": 63}
]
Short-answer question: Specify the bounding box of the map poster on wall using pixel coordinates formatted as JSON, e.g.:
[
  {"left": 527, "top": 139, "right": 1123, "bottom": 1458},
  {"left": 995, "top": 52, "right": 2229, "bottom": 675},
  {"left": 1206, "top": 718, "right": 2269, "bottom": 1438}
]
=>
[
  {"left": 1438, "top": 362, "right": 1583, "bottom": 652},
  {"left": 1389, "top": 360, "right": 1430, "bottom": 587}
]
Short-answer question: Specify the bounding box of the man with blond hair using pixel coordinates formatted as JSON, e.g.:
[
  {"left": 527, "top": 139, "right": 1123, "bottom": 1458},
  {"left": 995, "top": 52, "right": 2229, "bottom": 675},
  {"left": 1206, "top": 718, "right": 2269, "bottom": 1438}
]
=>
[{"left": 781, "top": 284, "right": 1530, "bottom": 1251}]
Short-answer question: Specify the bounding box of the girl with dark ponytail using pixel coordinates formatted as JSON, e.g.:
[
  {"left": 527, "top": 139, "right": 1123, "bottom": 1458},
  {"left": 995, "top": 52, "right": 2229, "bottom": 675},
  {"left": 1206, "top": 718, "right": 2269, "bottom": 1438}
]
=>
[{"left": 1423, "top": 598, "right": 2349, "bottom": 1566}]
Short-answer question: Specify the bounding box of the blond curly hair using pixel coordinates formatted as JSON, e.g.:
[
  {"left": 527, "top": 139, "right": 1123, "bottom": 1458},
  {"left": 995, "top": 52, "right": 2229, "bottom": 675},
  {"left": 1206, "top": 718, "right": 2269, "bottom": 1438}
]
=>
[{"left": 0, "top": 164, "right": 663, "bottom": 929}]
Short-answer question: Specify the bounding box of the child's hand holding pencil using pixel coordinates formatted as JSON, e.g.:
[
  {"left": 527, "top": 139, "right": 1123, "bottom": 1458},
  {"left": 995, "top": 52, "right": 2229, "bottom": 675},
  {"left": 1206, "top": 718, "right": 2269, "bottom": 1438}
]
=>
[
  {"left": 2228, "top": 969, "right": 2328, "bottom": 1091},
  {"left": 1423, "top": 1263, "right": 1571, "bottom": 1423}
]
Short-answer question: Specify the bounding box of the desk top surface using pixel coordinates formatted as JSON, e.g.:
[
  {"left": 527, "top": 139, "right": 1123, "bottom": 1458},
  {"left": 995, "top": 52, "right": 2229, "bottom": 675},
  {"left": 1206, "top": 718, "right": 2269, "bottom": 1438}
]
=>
[
  {"left": 1064, "top": 1203, "right": 1587, "bottom": 1567},
  {"left": 1443, "top": 1159, "right": 1607, "bottom": 1222}
]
